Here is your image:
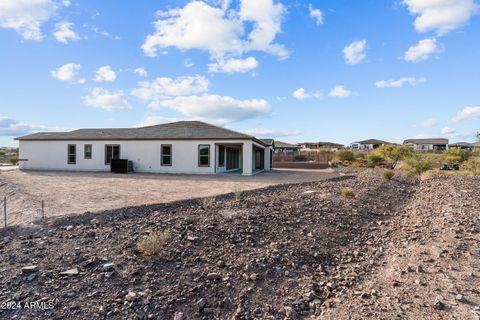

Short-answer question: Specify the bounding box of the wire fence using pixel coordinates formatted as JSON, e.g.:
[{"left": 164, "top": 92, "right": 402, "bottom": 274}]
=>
[{"left": 2, "top": 196, "right": 45, "bottom": 229}]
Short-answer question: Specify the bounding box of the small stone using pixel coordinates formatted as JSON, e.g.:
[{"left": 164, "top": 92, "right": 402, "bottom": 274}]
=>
[
  {"left": 66, "top": 225, "right": 74, "bottom": 231},
  {"left": 27, "top": 273, "right": 37, "bottom": 281},
  {"left": 284, "top": 270, "right": 290, "bottom": 277},
  {"left": 22, "top": 265, "right": 39, "bottom": 274},
  {"left": 174, "top": 312, "right": 184, "bottom": 320},
  {"left": 431, "top": 246, "right": 444, "bottom": 258},
  {"left": 60, "top": 268, "right": 79, "bottom": 276},
  {"left": 197, "top": 298, "right": 207, "bottom": 310},
  {"left": 416, "top": 265, "right": 424, "bottom": 273},
  {"left": 249, "top": 273, "right": 258, "bottom": 281},
  {"left": 207, "top": 273, "right": 221, "bottom": 280},
  {"left": 455, "top": 294, "right": 466, "bottom": 303},
  {"left": 187, "top": 236, "right": 197, "bottom": 241},
  {"left": 360, "top": 292, "right": 370, "bottom": 299},
  {"left": 125, "top": 291, "right": 136, "bottom": 302},
  {"left": 406, "top": 265, "right": 414, "bottom": 272},
  {"left": 3, "top": 236, "right": 11, "bottom": 243},
  {"left": 216, "top": 260, "right": 226, "bottom": 268},
  {"left": 433, "top": 300, "right": 445, "bottom": 310},
  {"left": 326, "top": 282, "right": 337, "bottom": 290},
  {"left": 284, "top": 306, "right": 298, "bottom": 319},
  {"left": 105, "top": 271, "right": 115, "bottom": 278},
  {"left": 103, "top": 263, "right": 114, "bottom": 272},
  {"left": 90, "top": 219, "right": 99, "bottom": 225}
]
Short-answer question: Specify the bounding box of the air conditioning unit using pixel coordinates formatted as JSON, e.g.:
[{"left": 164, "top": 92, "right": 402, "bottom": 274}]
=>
[{"left": 110, "top": 159, "right": 133, "bottom": 173}]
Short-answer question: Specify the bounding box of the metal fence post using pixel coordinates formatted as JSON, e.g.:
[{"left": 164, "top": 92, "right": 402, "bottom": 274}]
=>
[
  {"left": 41, "top": 200, "right": 44, "bottom": 219},
  {"left": 3, "top": 196, "right": 6, "bottom": 228}
]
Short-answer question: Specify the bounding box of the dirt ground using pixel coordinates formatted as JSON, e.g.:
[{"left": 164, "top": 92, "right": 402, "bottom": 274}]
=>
[{"left": 0, "top": 168, "right": 339, "bottom": 225}]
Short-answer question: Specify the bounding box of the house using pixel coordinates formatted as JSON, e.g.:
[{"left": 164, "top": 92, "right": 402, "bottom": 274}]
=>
[
  {"left": 350, "top": 139, "right": 391, "bottom": 150},
  {"left": 404, "top": 138, "right": 448, "bottom": 151},
  {"left": 298, "top": 142, "right": 344, "bottom": 150},
  {"left": 448, "top": 142, "right": 474, "bottom": 150},
  {"left": 272, "top": 141, "right": 301, "bottom": 153},
  {"left": 15, "top": 121, "right": 272, "bottom": 176}
]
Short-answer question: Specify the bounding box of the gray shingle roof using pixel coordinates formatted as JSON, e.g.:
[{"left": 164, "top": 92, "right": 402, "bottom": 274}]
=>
[
  {"left": 355, "top": 139, "right": 392, "bottom": 145},
  {"left": 15, "top": 121, "right": 260, "bottom": 142},
  {"left": 259, "top": 138, "right": 274, "bottom": 146},
  {"left": 274, "top": 141, "right": 300, "bottom": 149},
  {"left": 403, "top": 138, "right": 448, "bottom": 145}
]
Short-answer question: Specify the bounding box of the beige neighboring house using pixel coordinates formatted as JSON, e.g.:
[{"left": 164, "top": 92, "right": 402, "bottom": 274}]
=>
[
  {"left": 298, "top": 142, "right": 344, "bottom": 151},
  {"left": 404, "top": 138, "right": 448, "bottom": 151},
  {"left": 15, "top": 121, "right": 272, "bottom": 176},
  {"left": 350, "top": 139, "right": 391, "bottom": 150}
]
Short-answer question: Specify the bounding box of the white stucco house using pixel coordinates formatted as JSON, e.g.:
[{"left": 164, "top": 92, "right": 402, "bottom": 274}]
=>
[
  {"left": 350, "top": 139, "right": 391, "bottom": 150},
  {"left": 15, "top": 121, "right": 272, "bottom": 176},
  {"left": 403, "top": 138, "right": 448, "bottom": 151}
]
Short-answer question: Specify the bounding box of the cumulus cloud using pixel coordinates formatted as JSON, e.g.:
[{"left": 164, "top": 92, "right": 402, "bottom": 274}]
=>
[
  {"left": 441, "top": 126, "right": 456, "bottom": 135},
  {"left": 148, "top": 94, "right": 270, "bottom": 125},
  {"left": 93, "top": 65, "right": 116, "bottom": 82},
  {"left": 243, "top": 128, "right": 302, "bottom": 137},
  {"left": 329, "top": 85, "right": 352, "bottom": 98},
  {"left": 208, "top": 57, "right": 258, "bottom": 74},
  {"left": 141, "top": 0, "right": 288, "bottom": 69},
  {"left": 53, "top": 21, "right": 80, "bottom": 44},
  {"left": 403, "top": 0, "right": 479, "bottom": 35},
  {"left": 0, "top": 115, "right": 66, "bottom": 136},
  {"left": 134, "top": 67, "right": 148, "bottom": 77},
  {"left": 342, "top": 39, "right": 367, "bottom": 65},
  {"left": 418, "top": 118, "right": 438, "bottom": 128},
  {"left": 292, "top": 88, "right": 322, "bottom": 100},
  {"left": 404, "top": 38, "right": 441, "bottom": 62},
  {"left": 83, "top": 88, "right": 131, "bottom": 112},
  {"left": 0, "top": 0, "right": 68, "bottom": 41},
  {"left": 452, "top": 106, "right": 480, "bottom": 122},
  {"left": 50, "top": 63, "right": 81, "bottom": 82},
  {"left": 308, "top": 4, "right": 323, "bottom": 26},
  {"left": 375, "top": 77, "right": 426, "bottom": 88},
  {"left": 131, "top": 75, "right": 210, "bottom": 100}
]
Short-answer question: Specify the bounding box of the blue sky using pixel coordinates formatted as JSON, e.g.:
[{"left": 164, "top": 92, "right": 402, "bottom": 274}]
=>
[{"left": 1, "top": 0, "right": 479, "bottom": 147}]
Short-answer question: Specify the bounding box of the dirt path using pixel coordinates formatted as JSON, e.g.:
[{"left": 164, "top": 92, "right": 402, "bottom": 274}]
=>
[{"left": 0, "top": 168, "right": 338, "bottom": 226}]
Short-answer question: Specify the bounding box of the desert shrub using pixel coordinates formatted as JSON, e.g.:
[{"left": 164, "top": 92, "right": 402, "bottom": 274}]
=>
[
  {"left": 383, "top": 169, "right": 395, "bottom": 180},
  {"left": 200, "top": 196, "right": 216, "bottom": 208},
  {"left": 462, "top": 158, "right": 480, "bottom": 176},
  {"left": 376, "top": 144, "right": 413, "bottom": 169},
  {"left": 233, "top": 185, "right": 242, "bottom": 201},
  {"left": 137, "top": 230, "right": 171, "bottom": 255},
  {"left": 336, "top": 150, "right": 355, "bottom": 162},
  {"left": 367, "top": 153, "right": 385, "bottom": 168},
  {"left": 318, "top": 147, "right": 334, "bottom": 162},
  {"left": 443, "top": 147, "right": 471, "bottom": 163},
  {"left": 341, "top": 187, "right": 355, "bottom": 198},
  {"left": 404, "top": 154, "right": 433, "bottom": 176},
  {"left": 10, "top": 156, "right": 19, "bottom": 165}
]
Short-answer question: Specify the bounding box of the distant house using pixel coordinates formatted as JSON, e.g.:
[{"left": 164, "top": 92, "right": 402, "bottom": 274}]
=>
[
  {"left": 448, "top": 142, "right": 474, "bottom": 150},
  {"left": 350, "top": 139, "right": 391, "bottom": 150},
  {"left": 15, "top": 121, "right": 272, "bottom": 176},
  {"left": 404, "top": 138, "right": 448, "bottom": 151},
  {"left": 298, "top": 142, "right": 344, "bottom": 150},
  {"left": 273, "top": 141, "right": 301, "bottom": 153}
]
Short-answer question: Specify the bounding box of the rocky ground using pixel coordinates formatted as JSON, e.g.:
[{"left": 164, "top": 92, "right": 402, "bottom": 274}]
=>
[{"left": 0, "top": 171, "right": 479, "bottom": 319}]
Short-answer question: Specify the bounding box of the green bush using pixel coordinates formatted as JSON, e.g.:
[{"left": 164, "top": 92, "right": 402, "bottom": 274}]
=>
[
  {"left": 376, "top": 144, "right": 413, "bottom": 169},
  {"left": 137, "top": 230, "right": 171, "bottom": 255},
  {"left": 341, "top": 187, "right": 355, "bottom": 198},
  {"left": 336, "top": 150, "right": 355, "bottom": 162},
  {"left": 443, "top": 147, "right": 471, "bottom": 163},
  {"left": 404, "top": 154, "right": 433, "bottom": 176},
  {"left": 383, "top": 169, "right": 395, "bottom": 180},
  {"left": 10, "top": 156, "right": 19, "bottom": 165},
  {"left": 318, "top": 147, "right": 334, "bottom": 162},
  {"left": 367, "top": 153, "right": 384, "bottom": 167}
]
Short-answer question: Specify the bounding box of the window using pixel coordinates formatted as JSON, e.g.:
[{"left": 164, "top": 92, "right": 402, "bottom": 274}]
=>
[
  {"left": 161, "top": 144, "right": 172, "bottom": 166},
  {"left": 105, "top": 145, "right": 120, "bottom": 165},
  {"left": 198, "top": 144, "right": 210, "bottom": 167},
  {"left": 68, "top": 144, "right": 76, "bottom": 164},
  {"left": 84, "top": 144, "right": 92, "bottom": 159},
  {"left": 218, "top": 145, "right": 225, "bottom": 167}
]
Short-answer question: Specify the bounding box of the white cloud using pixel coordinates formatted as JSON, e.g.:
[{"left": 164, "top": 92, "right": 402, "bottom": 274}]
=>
[
  {"left": 83, "top": 88, "right": 131, "bottom": 112},
  {"left": 419, "top": 118, "right": 438, "bottom": 128},
  {"left": 148, "top": 94, "right": 270, "bottom": 125},
  {"left": 132, "top": 75, "right": 209, "bottom": 100},
  {"left": 441, "top": 126, "right": 456, "bottom": 135},
  {"left": 329, "top": 85, "right": 352, "bottom": 98},
  {"left": 134, "top": 67, "right": 148, "bottom": 77},
  {"left": 375, "top": 76, "right": 426, "bottom": 88},
  {"left": 452, "top": 106, "right": 480, "bottom": 122},
  {"left": 404, "top": 38, "right": 441, "bottom": 62},
  {"left": 308, "top": 4, "right": 323, "bottom": 26},
  {"left": 93, "top": 65, "right": 116, "bottom": 82},
  {"left": 342, "top": 39, "right": 367, "bottom": 65},
  {"left": 53, "top": 21, "right": 80, "bottom": 44},
  {"left": 403, "top": 0, "right": 479, "bottom": 35},
  {"left": 184, "top": 58, "right": 195, "bottom": 68},
  {"left": 0, "top": 0, "right": 67, "bottom": 41},
  {"left": 0, "top": 115, "right": 66, "bottom": 136},
  {"left": 138, "top": 116, "right": 183, "bottom": 127},
  {"left": 142, "top": 0, "right": 288, "bottom": 60},
  {"left": 50, "top": 63, "right": 81, "bottom": 82},
  {"left": 208, "top": 56, "right": 258, "bottom": 74},
  {"left": 243, "top": 128, "right": 302, "bottom": 137},
  {"left": 292, "top": 87, "right": 322, "bottom": 100}
]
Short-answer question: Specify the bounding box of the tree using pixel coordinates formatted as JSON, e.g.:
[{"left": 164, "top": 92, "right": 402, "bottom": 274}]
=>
[
  {"left": 10, "top": 156, "right": 19, "bottom": 165},
  {"left": 443, "top": 147, "right": 470, "bottom": 163},
  {"left": 367, "top": 153, "right": 384, "bottom": 167},
  {"left": 376, "top": 144, "right": 413, "bottom": 169},
  {"left": 404, "top": 154, "right": 433, "bottom": 176}
]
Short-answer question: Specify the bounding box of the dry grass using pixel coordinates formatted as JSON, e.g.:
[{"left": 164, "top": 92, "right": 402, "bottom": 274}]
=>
[
  {"left": 233, "top": 185, "right": 243, "bottom": 202},
  {"left": 383, "top": 169, "right": 395, "bottom": 180},
  {"left": 200, "top": 196, "right": 216, "bottom": 208},
  {"left": 341, "top": 187, "right": 355, "bottom": 198},
  {"left": 137, "top": 230, "right": 171, "bottom": 255}
]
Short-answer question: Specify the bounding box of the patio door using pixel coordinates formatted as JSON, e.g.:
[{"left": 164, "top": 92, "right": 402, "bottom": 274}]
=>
[
  {"left": 255, "top": 149, "right": 264, "bottom": 170},
  {"left": 226, "top": 148, "right": 240, "bottom": 170}
]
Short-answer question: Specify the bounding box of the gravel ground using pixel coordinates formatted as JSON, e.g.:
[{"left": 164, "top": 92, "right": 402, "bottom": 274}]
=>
[
  {"left": 0, "top": 168, "right": 338, "bottom": 226},
  {"left": 0, "top": 171, "right": 478, "bottom": 319}
]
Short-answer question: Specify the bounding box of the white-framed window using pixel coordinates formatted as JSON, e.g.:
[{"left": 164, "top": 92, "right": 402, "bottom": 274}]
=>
[
  {"left": 161, "top": 144, "right": 172, "bottom": 166},
  {"left": 198, "top": 144, "right": 210, "bottom": 167},
  {"left": 68, "top": 144, "right": 76, "bottom": 164},
  {"left": 84, "top": 144, "right": 92, "bottom": 159}
]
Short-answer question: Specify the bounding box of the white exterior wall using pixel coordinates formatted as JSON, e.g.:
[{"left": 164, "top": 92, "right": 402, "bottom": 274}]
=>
[{"left": 19, "top": 139, "right": 259, "bottom": 175}]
